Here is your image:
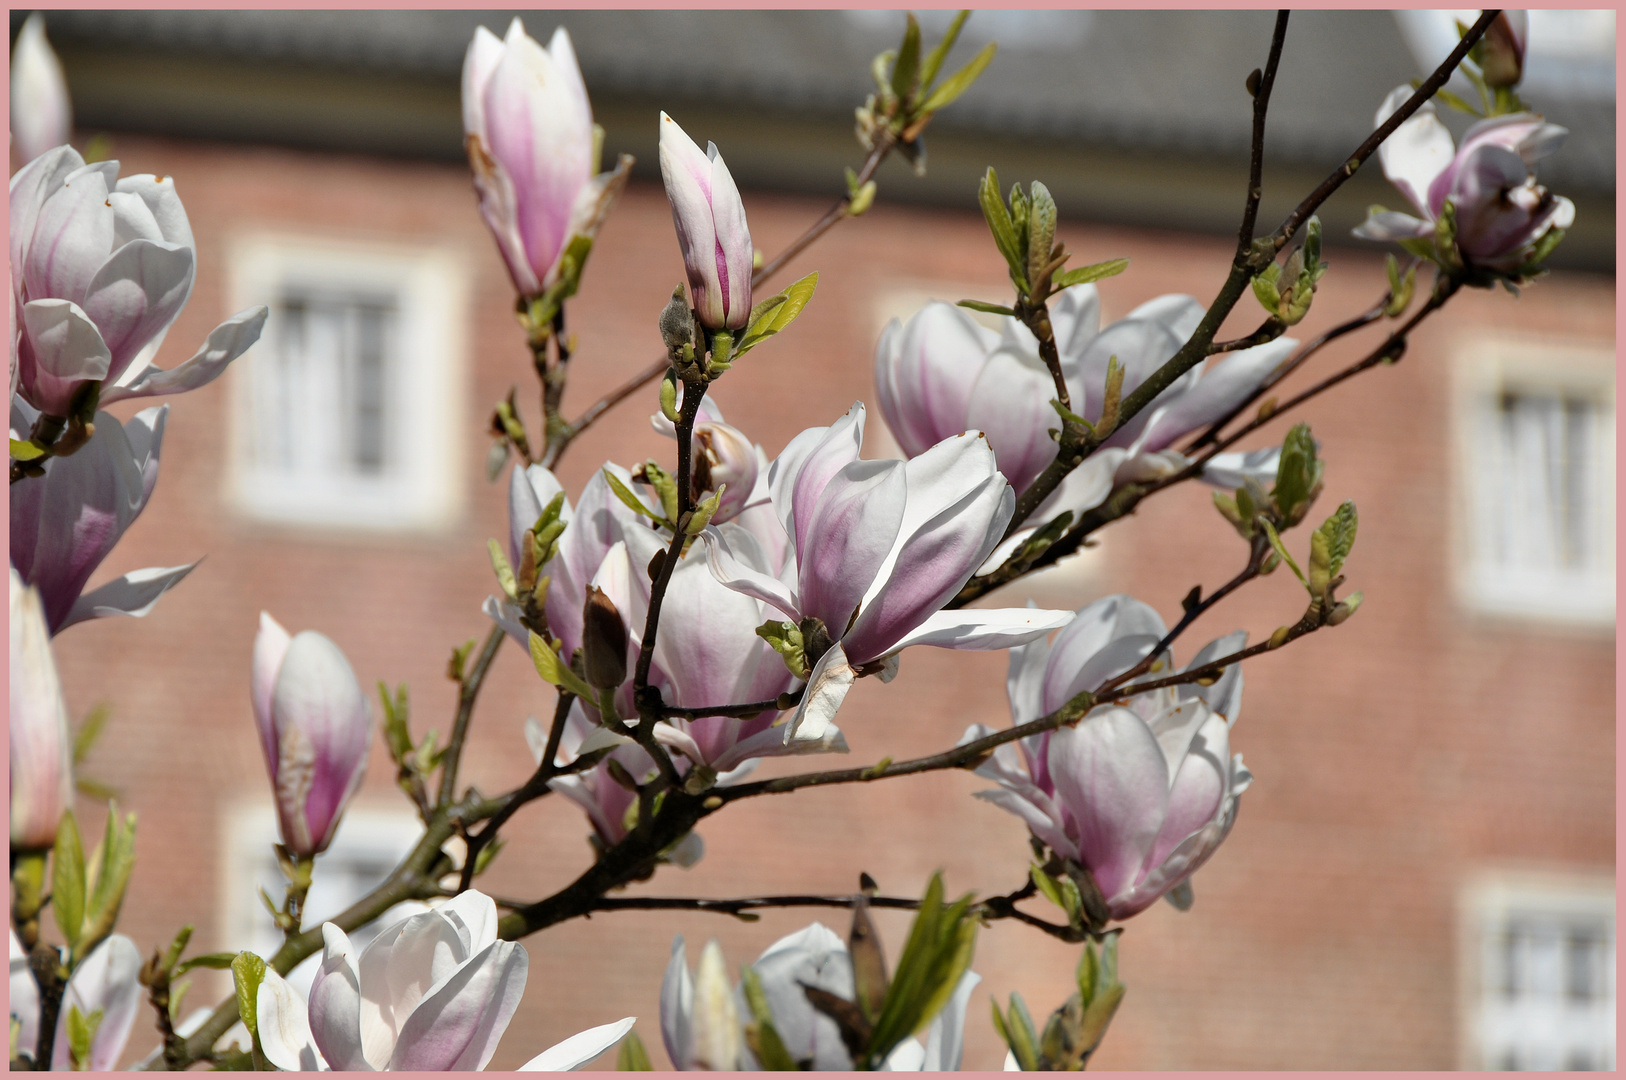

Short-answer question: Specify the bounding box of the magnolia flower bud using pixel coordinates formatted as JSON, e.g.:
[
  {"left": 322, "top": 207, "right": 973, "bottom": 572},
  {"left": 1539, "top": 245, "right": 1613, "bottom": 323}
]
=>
[
  {"left": 9, "top": 13, "right": 72, "bottom": 165},
  {"left": 658, "top": 113, "right": 752, "bottom": 331},
  {"left": 251, "top": 614, "right": 372, "bottom": 858},
  {"left": 462, "top": 20, "right": 629, "bottom": 298},
  {"left": 1480, "top": 10, "right": 1528, "bottom": 89},
  {"left": 9, "top": 569, "right": 74, "bottom": 851},
  {"left": 692, "top": 421, "right": 758, "bottom": 522},
  {"left": 582, "top": 585, "right": 630, "bottom": 691},
  {"left": 659, "top": 284, "right": 696, "bottom": 357},
  {"left": 689, "top": 940, "right": 742, "bottom": 1070}
]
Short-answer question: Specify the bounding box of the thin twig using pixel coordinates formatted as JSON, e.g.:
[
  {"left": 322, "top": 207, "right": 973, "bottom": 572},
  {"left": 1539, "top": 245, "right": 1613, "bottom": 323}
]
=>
[
  {"left": 436, "top": 625, "right": 506, "bottom": 808},
  {"left": 1236, "top": 12, "right": 1292, "bottom": 254}
]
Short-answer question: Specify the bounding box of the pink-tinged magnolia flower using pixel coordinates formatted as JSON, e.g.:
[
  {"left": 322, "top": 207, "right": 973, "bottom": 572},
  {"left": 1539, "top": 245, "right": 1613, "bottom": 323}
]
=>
[
  {"left": 661, "top": 926, "right": 980, "bottom": 1071},
  {"left": 10, "top": 399, "right": 199, "bottom": 635},
  {"left": 705, "top": 402, "right": 1073, "bottom": 742},
  {"left": 10, "top": 14, "right": 72, "bottom": 166},
  {"left": 462, "top": 20, "right": 627, "bottom": 298},
  {"left": 966, "top": 594, "right": 1251, "bottom": 920},
  {"left": 9, "top": 931, "right": 142, "bottom": 1070},
  {"left": 659, "top": 113, "right": 752, "bottom": 331},
  {"left": 251, "top": 614, "right": 372, "bottom": 859},
  {"left": 1353, "top": 86, "right": 1572, "bottom": 271},
  {"left": 254, "top": 891, "right": 633, "bottom": 1071},
  {"left": 9, "top": 570, "right": 73, "bottom": 851},
  {"left": 873, "top": 286, "right": 1295, "bottom": 513},
  {"left": 9, "top": 146, "right": 266, "bottom": 417}
]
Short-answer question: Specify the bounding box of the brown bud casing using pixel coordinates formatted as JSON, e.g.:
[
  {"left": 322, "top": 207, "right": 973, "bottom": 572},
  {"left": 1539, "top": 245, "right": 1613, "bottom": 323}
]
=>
[{"left": 582, "top": 586, "right": 629, "bottom": 690}]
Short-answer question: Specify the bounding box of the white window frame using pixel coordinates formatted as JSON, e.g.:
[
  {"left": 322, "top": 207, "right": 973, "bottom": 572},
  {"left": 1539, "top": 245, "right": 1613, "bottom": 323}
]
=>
[
  {"left": 220, "top": 802, "right": 426, "bottom": 996},
  {"left": 225, "top": 233, "right": 468, "bottom": 531},
  {"left": 1450, "top": 335, "right": 1616, "bottom": 628},
  {"left": 1458, "top": 869, "right": 1616, "bottom": 1071}
]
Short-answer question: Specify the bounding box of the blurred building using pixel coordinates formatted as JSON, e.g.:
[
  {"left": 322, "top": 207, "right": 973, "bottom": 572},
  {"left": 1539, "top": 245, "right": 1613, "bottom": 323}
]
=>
[{"left": 13, "top": 10, "right": 1615, "bottom": 1071}]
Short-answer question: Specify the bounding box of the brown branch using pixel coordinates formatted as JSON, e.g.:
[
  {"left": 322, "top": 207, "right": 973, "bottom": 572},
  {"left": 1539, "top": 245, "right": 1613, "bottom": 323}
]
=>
[
  {"left": 436, "top": 624, "right": 507, "bottom": 808},
  {"left": 1236, "top": 12, "right": 1292, "bottom": 254}
]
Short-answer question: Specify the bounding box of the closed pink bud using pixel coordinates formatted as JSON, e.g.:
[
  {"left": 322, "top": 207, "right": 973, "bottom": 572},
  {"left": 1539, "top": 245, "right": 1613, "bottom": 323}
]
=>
[
  {"left": 251, "top": 613, "right": 372, "bottom": 858},
  {"left": 463, "top": 20, "right": 629, "bottom": 299},
  {"left": 1480, "top": 11, "right": 1527, "bottom": 89},
  {"left": 658, "top": 113, "right": 753, "bottom": 330},
  {"left": 9, "top": 569, "right": 73, "bottom": 850}
]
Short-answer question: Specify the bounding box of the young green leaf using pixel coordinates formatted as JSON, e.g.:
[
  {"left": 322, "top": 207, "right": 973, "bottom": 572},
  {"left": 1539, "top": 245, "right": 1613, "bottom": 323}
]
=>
[
  {"left": 977, "top": 168, "right": 1024, "bottom": 281},
  {"left": 890, "top": 13, "right": 922, "bottom": 102},
  {"left": 488, "top": 539, "right": 518, "bottom": 601},
  {"left": 528, "top": 631, "right": 597, "bottom": 701},
  {"left": 10, "top": 438, "right": 47, "bottom": 462},
  {"left": 918, "top": 41, "right": 996, "bottom": 115},
  {"left": 1260, "top": 520, "right": 1306, "bottom": 587},
  {"left": 616, "top": 1029, "right": 654, "bottom": 1071},
  {"left": 53, "top": 811, "right": 87, "bottom": 951},
  {"left": 740, "top": 967, "right": 801, "bottom": 1070},
  {"left": 603, "top": 468, "right": 666, "bottom": 525},
  {"left": 65, "top": 1005, "right": 103, "bottom": 1070},
  {"left": 737, "top": 272, "right": 819, "bottom": 356},
  {"left": 1052, "top": 257, "right": 1129, "bottom": 291},
  {"left": 231, "top": 951, "right": 268, "bottom": 1041},
  {"left": 918, "top": 10, "right": 970, "bottom": 92},
  {"left": 955, "top": 298, "right": 1017, "bottom": 317}
]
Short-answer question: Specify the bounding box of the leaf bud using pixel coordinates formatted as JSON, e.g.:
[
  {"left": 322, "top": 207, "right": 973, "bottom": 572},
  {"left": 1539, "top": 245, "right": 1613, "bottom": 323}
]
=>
[
  {"left": 659, "top": 283, "right": 696, "bottom": 357},
  {"left": 582, "top": 586, "right": 629, "bottom": 691}
]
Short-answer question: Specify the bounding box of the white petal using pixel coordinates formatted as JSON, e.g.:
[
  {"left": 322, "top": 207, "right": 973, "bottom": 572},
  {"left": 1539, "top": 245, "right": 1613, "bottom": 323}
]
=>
[
  {"left": 784, "top": 642, "right": 854, "bottom": 745},
  {"left": 517, "top": 1017, "right": 636, "bottom": 1071},
  {"left": 882, "top": 606, "right": 1073, "bottom": 654},
  {"left": 57, "top": 561, "right": 199, "bottom": 631}
]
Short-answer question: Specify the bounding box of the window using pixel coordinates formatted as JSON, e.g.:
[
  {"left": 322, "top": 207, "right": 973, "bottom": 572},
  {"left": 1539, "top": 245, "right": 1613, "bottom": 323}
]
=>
[
  {"left": 226, "top": 234, "right": 468, "bottom": 530},
  {"left": 1454, "top": 338, "right": 1615, "bottom": 626},
  {"left": 1461, "top": 872, "right": 1615, "bottom": 1070},
  {"left": 220, "top": 803, "right": 426, "bottom": 996}
]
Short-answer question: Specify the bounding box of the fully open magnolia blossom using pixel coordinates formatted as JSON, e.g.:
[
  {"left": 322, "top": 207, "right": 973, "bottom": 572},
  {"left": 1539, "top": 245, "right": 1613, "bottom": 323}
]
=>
[
  {"left": 659, "top": 113, "right": 752, "bottom": 331},
  {"left": 9, "top": 568, "right": 74, "bottom": 850},
  {"left": 10, "top": 930, "right": 142, "bottom": 1071},
  {"left": 964, "top": 594, "right": 1252, "bottom": 920},
  {"left": 10, "top": 398, "right": 197, "bottom": 634},
  {"left": 254, "top": 890, "right": 633, "bottom": 1071},
  {"left": 705, "top": 402, "right": 1074, "bottom": 743},
  {"left": 1353, "top": 86, "right": 1572, "bottom": 271},
  {"left": 462, "top": 19, "right": 628, "bottom": 298},
  {"left": 10, "top": 13, "right": 72, "bottom": 165},
  {"left": 251, "top": 614, "right": 372, "bottom": 859},
  {"left": 662, "top": 926, "right": 980, "bottom": 1071},
  {"left": 874, "top": 284, "right": 1293, "bottom": 538},
  {"left": 494, "top": 448, "right": 840, "bottom": 785},
  {"left": 10, "top": 146, "right": 266, "bottom": 417}
]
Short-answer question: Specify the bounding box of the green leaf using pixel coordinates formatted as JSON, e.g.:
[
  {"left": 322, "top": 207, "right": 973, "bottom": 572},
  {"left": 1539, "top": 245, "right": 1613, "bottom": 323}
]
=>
[
  {"left": 1272, "top": 422, "right": 1320, "bottom": 522},
  {"left": 994, "top": 993, "right": 1040, "bottom": 1071},
  {"left": 529, "top": 632, "right": 597, "bottom": 701},
  {"left": 955, "top": 299, "right": 1017, "bottom": 316},
  {"left": 1251, "top": 264, "right": 1282, "bottom": 314},
  {"left": 755, "top": 620, "right": 808, "bottom": 680},
  {"left": 174, "top": 952, "right": 239, "bottom": 975},
  {"left": 1026, "top": 182, "right": 1057, "bottom": 288},
  {"left": 890, "top": 13, "right": 922, "bottom": 102},
  {"left": 1310, "top": 500, "right": 1358, "bottom": 594},
  {"left": 602, "top": 468, "right": 666, "bottom": 525},
  {"left": 232, "top": 952, "right": 268, "bottom": 1041},
  {"left": 865, "top": 873, "right": 978, "bottom": 1066},
  {"left": 616, "top": 1029, "right": 653, "bottom": 1071},
  {"left": 641, "top": 461, "right": 681, "bottom": 523},
  {"left": 81, "top": 804, "right": 137, "bottom": 956},
  {"left": 918, "top": 10, "right": 970, "bottom": 92},
  {"left": 737, "top": 272, "right": 819, "bottom": 356},
  {"left": 977, "top": 168, "right": 1024, "bottom": 282},
  {"left": 488, "top": 539, "right": 518, "bottom": 601},
  {"left": 1076, "top": 935, "right": 1125, "bottom": 1058},
  {"left": 1052, "top": 257, "right": 1129, "bottom": 290},
  {"left": 1260, "top": 520, "right": 1305, "bottom": 586},
  {"left": 741, "top": 967, "right": 801, "bottom": 1070},
  {"left": 65, "top": 1005, "right": 103, "bottom": 1070},
  {"left": 380, "top": 682, "right": 413, "bottom": 762},
  {"left": 918, "top": 41, "right": 996, "bottom": 115},
  {"left": 72, "top": 704, "right": 111, "bottom": 768},
  {"left": 53, "top": 811, "right": 87, "bottom": 952},
  {"left": 9, "top": 437, "right": 46, "bottom": 461}
]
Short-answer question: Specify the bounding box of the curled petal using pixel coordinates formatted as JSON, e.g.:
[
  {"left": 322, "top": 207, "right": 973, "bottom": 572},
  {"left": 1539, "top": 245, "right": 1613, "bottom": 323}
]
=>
[{"left": 518, "top": 1017, "right": 636, "bottom": 1071}]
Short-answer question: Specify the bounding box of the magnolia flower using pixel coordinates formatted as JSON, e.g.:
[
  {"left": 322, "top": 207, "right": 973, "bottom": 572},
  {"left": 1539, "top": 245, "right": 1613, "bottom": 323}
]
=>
[
  {"left": 10, "top": 146, "right": 266, "bottom": 417},
  {"left": 661, "top": 926, "right": 979, "bottom": 1071},
  {"left": 10, "top": 398, "right": 196, "bottom": 634},
  {"left": 9, "top": 931, "right": 142, "bottom": 1070},
  {"left": 873, "top": 285, "right": 1294, "bottom": 516},
  {"left": 1353, "top": 86, "right": 1572, "bottom": 272},
  {"left": 462, "top": 19, "right": 627, "bottom": 298},
  {"left": 251, "top": 614, "right": 372, "bottom": 859},
  {"left": 705, "top": 402, "right": 1073, "bottom": 742},
  {"left": 659, "top": 113, "right": 752, "bottom": 331},
  {"left": 9, "top": 569, "right": 75, "bottom": 851},
  {"left": 256, "top": 891, "right": 634, "bottom": 1071},
  {"left": 966, "top": 594, "right": 1252, "bottom": 920},
  {"left": 10, "top": 13, "right": 72, "bottom": 165}
]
